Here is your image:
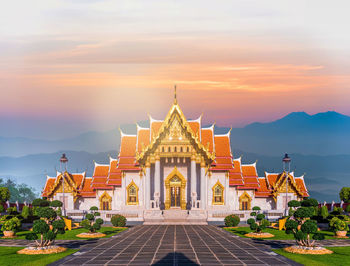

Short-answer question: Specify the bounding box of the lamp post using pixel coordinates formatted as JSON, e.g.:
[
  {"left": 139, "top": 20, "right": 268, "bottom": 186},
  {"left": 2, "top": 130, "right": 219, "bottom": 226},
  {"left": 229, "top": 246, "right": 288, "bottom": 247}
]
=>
[
  {"left": 282, "top": 153, "right": 291, "bottom": 216},
  {"left": 60, "top": 153, "right": 68, "bottom": 216}
]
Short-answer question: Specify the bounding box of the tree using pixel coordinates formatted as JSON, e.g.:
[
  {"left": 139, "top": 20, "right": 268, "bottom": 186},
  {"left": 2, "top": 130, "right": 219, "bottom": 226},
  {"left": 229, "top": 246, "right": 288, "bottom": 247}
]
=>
[
  {"left": 81, "top": 206, "right": 104, "bottom": 233},
  {"left": 285, "top": 198, "right": 324, "bottom": 247},
  {"left": 247, "top": 206, "right": 270, "bottom": 234},
  {"left": 25, "top": 206, "right": 65, "bottom": 247},
  {"left": 0, "top": 187, "right": 10, "bottom": 203},
  {"left": 0, "top": 178, "right": 37, "bottom": 203},
  {"left": 339, "top": 187, "right": 350, "bottom": 203}
]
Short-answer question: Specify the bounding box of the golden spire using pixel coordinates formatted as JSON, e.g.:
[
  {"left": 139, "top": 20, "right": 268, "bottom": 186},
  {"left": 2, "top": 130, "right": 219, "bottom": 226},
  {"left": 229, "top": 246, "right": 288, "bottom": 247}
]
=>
[{"left": 174, "top": 84, "right": 177, "bottom": 104}]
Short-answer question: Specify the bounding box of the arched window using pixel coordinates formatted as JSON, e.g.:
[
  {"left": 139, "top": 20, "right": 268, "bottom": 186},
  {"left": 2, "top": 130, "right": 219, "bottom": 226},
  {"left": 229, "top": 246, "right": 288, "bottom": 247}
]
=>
[
  {"left": 239, "top": 192, "right": 252, "bottom": 210},
  {"left": 162, "top": 147, "right": 165, "bottom": 152},
  {"left": 99, "top": 192, "right": 112, "bottom": 210},
  {"left": 168, "top": 147, "right": 171, "bottom": 152},
  {"left": 180, "top": 146, "right": 183, "bottom": 152},
  {"left": 212, "top": 181, "right": 224, "bottom": 205},
  {"left": 174, "top": 146, "right": 177, "bottom": 152},
  {"left": 127, "top": 180, "right": 139, "bottom": 205}
]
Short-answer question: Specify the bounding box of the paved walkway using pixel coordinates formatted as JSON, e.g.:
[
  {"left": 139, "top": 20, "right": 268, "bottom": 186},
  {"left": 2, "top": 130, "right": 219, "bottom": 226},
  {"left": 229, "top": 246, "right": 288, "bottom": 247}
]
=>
[{"left": 48, "top": 225, "right": 300, "bottom": 266}]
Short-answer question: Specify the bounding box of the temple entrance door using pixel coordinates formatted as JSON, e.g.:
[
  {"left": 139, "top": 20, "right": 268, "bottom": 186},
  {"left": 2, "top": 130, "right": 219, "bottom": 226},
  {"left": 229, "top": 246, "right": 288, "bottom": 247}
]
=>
[
  {"left": 165, "top": 168, "right": 186, "bottom": 210},
  {"left": 170, "top": 185, "right": 181, "bottom": 208}
]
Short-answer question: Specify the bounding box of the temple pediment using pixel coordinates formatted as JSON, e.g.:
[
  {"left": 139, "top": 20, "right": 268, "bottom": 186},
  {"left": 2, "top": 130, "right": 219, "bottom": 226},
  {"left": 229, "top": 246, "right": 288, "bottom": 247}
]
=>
[{"left": 136, "top": 101, "right": 215, "bottom": 165}]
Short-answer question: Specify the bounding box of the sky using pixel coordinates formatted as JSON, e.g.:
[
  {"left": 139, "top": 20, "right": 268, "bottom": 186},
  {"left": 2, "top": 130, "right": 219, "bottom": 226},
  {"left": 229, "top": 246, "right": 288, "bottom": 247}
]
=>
[{"left": 1, "top": 0, "right": 350, "bottom": 139}]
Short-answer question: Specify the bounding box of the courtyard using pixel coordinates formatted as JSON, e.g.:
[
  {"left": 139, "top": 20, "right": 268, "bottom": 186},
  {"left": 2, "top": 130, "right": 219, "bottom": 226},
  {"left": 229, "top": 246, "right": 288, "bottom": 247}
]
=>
[{"left": 48, "top": 225, "right": 299, "bottom": 266}]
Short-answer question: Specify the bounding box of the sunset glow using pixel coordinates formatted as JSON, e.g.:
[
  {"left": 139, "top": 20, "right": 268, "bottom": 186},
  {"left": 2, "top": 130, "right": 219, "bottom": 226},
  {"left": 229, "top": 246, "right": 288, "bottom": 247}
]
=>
[{"left": 1, "top": 0, "right": 349, "bottom": 138}]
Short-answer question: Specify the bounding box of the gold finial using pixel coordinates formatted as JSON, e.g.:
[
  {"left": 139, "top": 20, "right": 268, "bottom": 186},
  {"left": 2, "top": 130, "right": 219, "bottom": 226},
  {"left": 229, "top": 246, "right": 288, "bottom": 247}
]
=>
[{"left": 174, "top": 85, "right": 177, "bottom": 104}]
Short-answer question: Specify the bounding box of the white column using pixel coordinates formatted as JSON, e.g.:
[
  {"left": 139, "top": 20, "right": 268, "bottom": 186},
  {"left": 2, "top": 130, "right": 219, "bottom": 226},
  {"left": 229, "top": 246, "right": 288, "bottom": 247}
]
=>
[
  {"left": 155, "top": 159, "right": 160, "bottom": 196},
  {"left": 145, "top": 166, "right": 151, "bottom": 209},
  {"left": 122, "top": 175, "right": 126, "bottom": 207},
  {"left": 225, "top": 173, "right": 229, "bottom": 206},
  {"left": 201, "top": 167, "right": 206, "bottom": 209},
  {"left": 191, "top": 159, "right": 197, "bottom": 206}
]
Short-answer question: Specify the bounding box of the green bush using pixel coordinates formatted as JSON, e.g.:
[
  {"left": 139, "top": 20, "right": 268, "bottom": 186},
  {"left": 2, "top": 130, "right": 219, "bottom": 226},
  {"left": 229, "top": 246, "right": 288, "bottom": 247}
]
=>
[
  {"left": 0, "top": 205, "right": 5, "bottom": 213},
  {"left": 111, "top": 214, "right": 127, "bottom": 227},
  {"left": 301, "top": 198, "right": 318, "bottom": 207},
  {"left": 50, "top": 200, "right": 63, "bottom": 208},
  {"left": 1, "top": 217, "right": 21, "bottom": 232},
  {"left": 339, "top": 187, "right": 350, "bottom": 203},
  {"left": 247, "top": 218, "right": 255, "bottom": 225},
  {"left": 288, "top": 200, "right": 301, "bottom": 208},
  {"left": 21, "top": 206, "right": 31, "bottom": 219},
  {"left": 248, "top": 206, "right": 269, "bottom": 233},
  {"left": 285, "top": 198, "right": 323, "bottom": 247},
  {"left": 25, "top": 206, "right": 66, "bottom": 247},
  {"left": 90, "top": 206, "right": 98, "bottom": 211},
  {"left": 320, "top": 205, "right": 329, "bottom": 219},
  {"left": 329, "top": 217, "right": 348, "bottom": 232},
  {"left": 331, "top": 206, "right": 343, "bottom": 215},
  {"left": 6, "top": 207, "right": 18, "bottom": 215},
  {"left": 346, "top": 205, "right": 350, "bottom": 213},
  {"left": 36, "top": 207, "right": 57, "bottom": 223},
  {"left": 294, "top": 207, "right": 314, "bottom": 220},
  {"left": 80, "top": 207, "right": 104, "bottom": 233},
  {"left": 224, "top": 215, "right": 240, "bottom": 227}
]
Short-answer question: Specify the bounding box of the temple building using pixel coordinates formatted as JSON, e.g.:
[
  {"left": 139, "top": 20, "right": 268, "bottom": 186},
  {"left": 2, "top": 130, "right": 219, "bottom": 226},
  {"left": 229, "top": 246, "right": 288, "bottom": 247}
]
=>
[{"left": 42, "top": 92, "right": 308, "bottom": 223}]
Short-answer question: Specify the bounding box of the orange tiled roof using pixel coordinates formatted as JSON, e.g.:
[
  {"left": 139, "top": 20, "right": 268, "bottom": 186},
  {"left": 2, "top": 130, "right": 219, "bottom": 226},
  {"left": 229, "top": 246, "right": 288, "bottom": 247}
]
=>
[
  {"left": 71, "top": 173, "right": 84, "bottom": 188},
  {"left": 91, "top": 163, "right": 113, "bottom": 189},
  {"left": 295, "top": 176, "right": 309, "bottom": 197},
  {"left": 137, "top": 128, "right": 150, "bottom": 152},
  {"left": 150, "top": 120, "right": 163, "bottom": 139},
  {"left": 188, "top": 120, "right": 200, "bottom": 137},
  {"left": 119, "top": 135, "right": 137, "bottom": 157},
  {"left": 80, "top": 178, "right": 96, "bottom": 197},
  {"left": 42, "top": 177, "right": 55, "bottom": 197},
  {"left": 238, "top": 163, "right": 259, "bottom": 189},
  {"left": 255, "top": 177, "right": 272, "bottom": 197},
  {"left": 201, "top": 127, "right": 214, "bottom": 153}
]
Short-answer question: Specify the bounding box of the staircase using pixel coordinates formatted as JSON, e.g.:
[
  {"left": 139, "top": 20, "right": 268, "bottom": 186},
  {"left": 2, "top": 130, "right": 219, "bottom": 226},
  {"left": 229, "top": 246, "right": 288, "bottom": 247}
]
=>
[{"left": 143, "top": 209, "right": 207, "bottom": 225}]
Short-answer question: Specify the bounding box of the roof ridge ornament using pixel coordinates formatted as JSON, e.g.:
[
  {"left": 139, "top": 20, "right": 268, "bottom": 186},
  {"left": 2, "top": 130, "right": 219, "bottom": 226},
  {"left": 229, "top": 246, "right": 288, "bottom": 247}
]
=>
[{"left": 174, "top": 84, "right": 177, "bottom": 104}]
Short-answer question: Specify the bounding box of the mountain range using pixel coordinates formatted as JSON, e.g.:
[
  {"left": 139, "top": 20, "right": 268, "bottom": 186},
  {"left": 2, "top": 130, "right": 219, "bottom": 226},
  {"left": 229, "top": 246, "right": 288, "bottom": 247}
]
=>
[{"left": 1, "top": 111, "right": 349, "bottom": 157}]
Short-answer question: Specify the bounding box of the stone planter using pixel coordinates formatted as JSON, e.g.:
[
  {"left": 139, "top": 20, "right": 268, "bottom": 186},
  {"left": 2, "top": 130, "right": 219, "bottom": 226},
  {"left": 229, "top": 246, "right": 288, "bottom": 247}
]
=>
[
  {"left": 3, "top": 231, "right": 15, "bottom": 237},
  {"left": 335, "top": 231, "right": 347, "bottom": 237}
]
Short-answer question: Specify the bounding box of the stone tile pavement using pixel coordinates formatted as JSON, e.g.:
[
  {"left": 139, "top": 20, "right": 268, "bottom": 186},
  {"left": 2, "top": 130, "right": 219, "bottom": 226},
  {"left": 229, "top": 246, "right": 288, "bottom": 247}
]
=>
[{"left": 47, "top": 225, "right": 301, "bottom": 266}]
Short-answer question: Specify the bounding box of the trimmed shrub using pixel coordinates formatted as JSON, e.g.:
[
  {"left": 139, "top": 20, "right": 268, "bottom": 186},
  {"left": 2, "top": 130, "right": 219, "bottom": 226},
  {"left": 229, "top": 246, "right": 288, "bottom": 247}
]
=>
[
  {"left": 288, "top": 200, "right": 301, "bottom": 208},
  {"left": 81, "top": 207, "right": 104, "bottom": 233},
  {"left": 21, "top": 206, "right": 31, "bottom": 219},
  {"left": 320, "top": 205, "right": 329, "bottom": 220},
  {"left": 346, "top": 204, "right": 350, "bottom": 213},
  {"left": 224, "top": 215, "right": 240, "bottom": 227},
  {"left": 329, "top": 217, "right": 348, "bottom": 232},
  {"left": 111, "top": 214, "right": 127, "bottom": 227},
  {"left": 248, "top": 206, "right": 269, "bottom": 233},
  {"left": 0, "top": 205, "right": 5, "bottom": 213},
  {"left": 25, "top": 206, "right": 65, "bottom": 247},
  {"left": 284, "top": 198, "right": 325, "bottom": 247},
  {"left": 32, "top": 198, "right": 50, "bottom": 207},
  {"left": 1, "top": 217, "right": 21, "bottom": 232},
  {"left": 50, "top": 200, "right": 63, "bottom": 208},
  {"left": 301, "top": 198, "right": 318, "bottom": 207}
]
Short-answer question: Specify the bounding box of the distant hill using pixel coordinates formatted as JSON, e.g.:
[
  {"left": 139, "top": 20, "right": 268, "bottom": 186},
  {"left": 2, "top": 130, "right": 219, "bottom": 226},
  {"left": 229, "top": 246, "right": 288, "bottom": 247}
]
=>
[
  {"left": 0, "top": 150, "right": 348, "bottom": 202},
  {"left": 1, "top": 111, "right": 349, "bottom": 157},
  {"left": 226, "top": 111, "right": 350, "bottom": 156}
]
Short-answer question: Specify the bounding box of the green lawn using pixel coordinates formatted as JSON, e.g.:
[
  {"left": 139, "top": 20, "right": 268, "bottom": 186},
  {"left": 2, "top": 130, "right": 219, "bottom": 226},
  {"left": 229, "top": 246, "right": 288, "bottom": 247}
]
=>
[
  {"left": 13, "top": 226, "right": 127, "bottom": 240},
  {"left": 224, "top": 227, "right": 337, "bottom": 240},
  {"left": 274, "top": 246, "right": 350, "bottom": 266},
  {"left": 0, "top": 246, "right": 76, "bottom": 266}
]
